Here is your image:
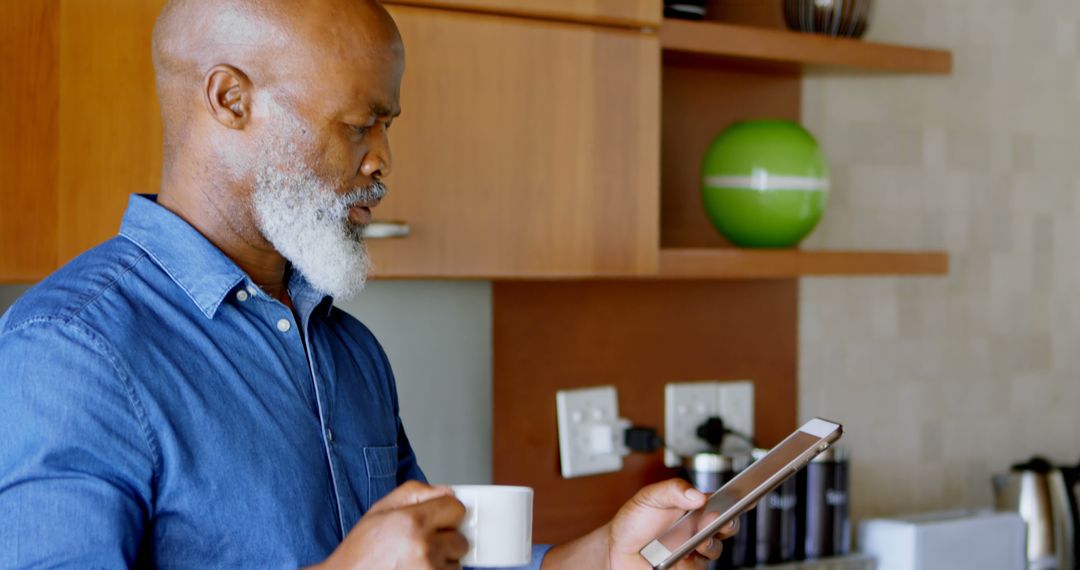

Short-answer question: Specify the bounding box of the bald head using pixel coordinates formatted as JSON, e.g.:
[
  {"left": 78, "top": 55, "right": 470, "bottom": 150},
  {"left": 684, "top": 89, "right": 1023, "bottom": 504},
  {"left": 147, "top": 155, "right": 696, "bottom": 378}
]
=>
[
  {"left": 153, "top": 0, "right": 402, "bottom": 158},
  {"left": 152, "top": 0, "right": 402, "bottom": 92},
  {"left": 150, "top": 0, "right": 405, "bottom": 299}
]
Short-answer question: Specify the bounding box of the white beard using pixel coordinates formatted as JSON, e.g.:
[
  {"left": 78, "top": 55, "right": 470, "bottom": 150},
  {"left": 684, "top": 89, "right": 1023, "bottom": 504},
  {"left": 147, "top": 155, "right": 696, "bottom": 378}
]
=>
[{"left": 250, "top": 125, "right": 385, "bottom": 301}]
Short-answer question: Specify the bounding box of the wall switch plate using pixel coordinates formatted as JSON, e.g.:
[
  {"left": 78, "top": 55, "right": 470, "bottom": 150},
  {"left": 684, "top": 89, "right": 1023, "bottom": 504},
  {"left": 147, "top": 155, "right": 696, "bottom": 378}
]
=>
[
  {"left": 664, "top": 380, "right": 755, "bottom": 467},
  {"left": 556, "top": 386, "right": 629, "bottom": 478}
]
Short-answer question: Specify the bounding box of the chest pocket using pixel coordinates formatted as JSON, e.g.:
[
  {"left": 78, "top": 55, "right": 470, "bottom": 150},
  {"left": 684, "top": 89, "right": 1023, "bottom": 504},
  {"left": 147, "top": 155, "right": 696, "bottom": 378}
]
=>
[{"left": 363, "top": 445, "right": 399, "bottom": 511}]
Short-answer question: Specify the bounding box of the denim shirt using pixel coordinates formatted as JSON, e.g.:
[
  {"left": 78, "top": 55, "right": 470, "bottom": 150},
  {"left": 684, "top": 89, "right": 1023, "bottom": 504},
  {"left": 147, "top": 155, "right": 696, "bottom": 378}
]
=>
[{"left": 0, "top": 195, "right": 548, "bottom": 569}]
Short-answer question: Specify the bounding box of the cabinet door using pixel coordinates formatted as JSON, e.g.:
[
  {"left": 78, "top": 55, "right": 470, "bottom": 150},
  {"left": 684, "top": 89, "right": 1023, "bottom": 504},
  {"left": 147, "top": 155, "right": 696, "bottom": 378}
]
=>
[
  {"left": 0, "top": 0, "right": 59, "bottom": 282},
  {"left": 373, "top": 6, "right": 660, "bottom": 277},
  {"left": 0, "top": 0, "right": 164, "bottom": 283},
  {"left": 58, "top": 0, "right": 165, "bottom": 265},
  {"left": 383, "top": 0, "right": 660, "bottom": 28}
]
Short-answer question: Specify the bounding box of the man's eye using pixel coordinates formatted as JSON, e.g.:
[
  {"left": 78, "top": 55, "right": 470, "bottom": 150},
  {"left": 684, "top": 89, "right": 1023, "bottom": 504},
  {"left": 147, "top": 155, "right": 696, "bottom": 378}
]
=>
[{"left": 352, "top": 125, "right": 371, "bottom": 136}]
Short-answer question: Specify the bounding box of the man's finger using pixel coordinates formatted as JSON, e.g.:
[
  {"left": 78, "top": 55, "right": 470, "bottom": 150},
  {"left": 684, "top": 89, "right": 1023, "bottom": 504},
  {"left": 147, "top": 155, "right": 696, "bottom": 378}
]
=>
[
  {"left": 716, "top": 518, "right": 739, "bottom": 540},
  {"left": 431, "top": 529, "right": 470, "bottom": 563},
  {"left": 694, "top": 536, "right": 724, "bottom": 560},
  {"left": 368, "top": 480, "right": 454, "bottom": 514},
  {"left": 672, "top": 552, "right": 709, "bottom": 570},
  {"left": 404, "top": 494, "right": 468, "bottom": 531},
  {"left": 695, "top": 518, "right": 738, "bottom": 559}
]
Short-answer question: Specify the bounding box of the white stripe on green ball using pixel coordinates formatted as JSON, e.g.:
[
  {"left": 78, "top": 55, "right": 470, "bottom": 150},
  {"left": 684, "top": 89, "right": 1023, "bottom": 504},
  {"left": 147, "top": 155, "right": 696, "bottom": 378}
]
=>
[{"left": 704, "top": 174, "right": 830, "bottom": 192}]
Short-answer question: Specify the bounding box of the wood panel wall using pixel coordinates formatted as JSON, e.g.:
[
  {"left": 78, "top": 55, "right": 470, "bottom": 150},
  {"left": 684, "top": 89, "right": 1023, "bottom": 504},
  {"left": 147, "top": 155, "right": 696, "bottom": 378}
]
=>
[
  {"left": 660, "top": 60, "right": 801, "bottom": 249},
  {"left": 705, "top": 0, "right": 786, "bottom": 28},
  {"left": 492, "top": 280, "right": 798, "bottom": 544}
]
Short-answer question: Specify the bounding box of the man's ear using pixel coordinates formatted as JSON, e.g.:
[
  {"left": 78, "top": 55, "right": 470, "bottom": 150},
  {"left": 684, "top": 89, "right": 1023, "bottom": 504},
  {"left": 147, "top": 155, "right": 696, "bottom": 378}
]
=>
[{"left": 203, "top": 64, "right": 252, "bottom": 129}]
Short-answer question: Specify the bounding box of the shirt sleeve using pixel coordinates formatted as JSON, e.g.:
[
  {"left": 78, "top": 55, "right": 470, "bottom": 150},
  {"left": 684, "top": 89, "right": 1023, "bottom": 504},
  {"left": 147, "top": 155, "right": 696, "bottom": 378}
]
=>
[
  {"left": 465, "top": 544, "right": 553, "bottom": 570},
  {"left": 0, "top": 319, "right": 157, "bottom": 568},
  {"left": 394, "top": 414, "right": 427, "bottom": 484}
]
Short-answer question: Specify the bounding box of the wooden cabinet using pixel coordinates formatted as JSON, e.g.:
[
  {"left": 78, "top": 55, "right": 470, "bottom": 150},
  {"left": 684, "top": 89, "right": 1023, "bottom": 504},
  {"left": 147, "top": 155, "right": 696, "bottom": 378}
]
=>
[
  {"left": 57, "top": 0, "right": 165, "bottom": 265},
  {"left": 1, "top": 1, "right": 658, "bottom": 282},
  {"left": 491, "top": 13, "right": 953, "bottom": 543},
  {"left": 1, "top": 0, "right": 60, "bottom": 282},
  {"left": 371, "top": 5, "right": 659, "bottom": 278},
  {"left": 0, "top": 0, "right": 164, "bottom": 283}
]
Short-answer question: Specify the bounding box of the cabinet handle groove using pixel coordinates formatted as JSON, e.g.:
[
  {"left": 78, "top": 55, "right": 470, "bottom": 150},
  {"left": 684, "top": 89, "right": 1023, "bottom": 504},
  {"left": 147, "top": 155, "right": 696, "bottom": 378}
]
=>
[{"left": 362, "top": 222, "right": 411, "bottom": 239}]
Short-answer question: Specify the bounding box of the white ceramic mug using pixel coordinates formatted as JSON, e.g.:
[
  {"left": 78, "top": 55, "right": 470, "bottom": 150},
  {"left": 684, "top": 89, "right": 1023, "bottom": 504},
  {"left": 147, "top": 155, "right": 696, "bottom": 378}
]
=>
[{"left": 450, "top": 485, "right": 533, "bottom": 567}]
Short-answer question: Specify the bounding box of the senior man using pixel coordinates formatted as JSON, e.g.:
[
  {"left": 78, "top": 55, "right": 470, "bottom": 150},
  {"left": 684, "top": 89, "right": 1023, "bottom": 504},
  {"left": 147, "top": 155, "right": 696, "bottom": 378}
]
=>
[{"left": 0, "top": 0, "right": 735, "bottom": 568}]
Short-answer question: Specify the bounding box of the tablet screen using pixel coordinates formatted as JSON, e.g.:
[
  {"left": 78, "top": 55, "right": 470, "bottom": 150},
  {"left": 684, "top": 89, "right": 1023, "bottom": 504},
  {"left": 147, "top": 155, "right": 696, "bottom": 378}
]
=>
[{"left": 654, "top": 430, "right": 822, "bottom": 551}]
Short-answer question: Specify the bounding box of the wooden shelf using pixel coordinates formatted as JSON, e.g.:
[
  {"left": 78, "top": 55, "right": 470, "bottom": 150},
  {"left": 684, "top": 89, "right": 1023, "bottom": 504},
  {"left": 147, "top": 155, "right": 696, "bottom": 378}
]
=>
[
  {"left": 660, "top": 19, "right": 952, "bottom": 74},
  {"left": 657, "top": 248, "right": 950, "bottom": 279}
]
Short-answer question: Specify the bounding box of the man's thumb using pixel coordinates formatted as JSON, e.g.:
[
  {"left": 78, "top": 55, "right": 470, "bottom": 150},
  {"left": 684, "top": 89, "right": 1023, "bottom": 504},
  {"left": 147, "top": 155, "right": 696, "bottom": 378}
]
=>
[{"left": 631, "top": 479, "right": 706, "bottom": 513}]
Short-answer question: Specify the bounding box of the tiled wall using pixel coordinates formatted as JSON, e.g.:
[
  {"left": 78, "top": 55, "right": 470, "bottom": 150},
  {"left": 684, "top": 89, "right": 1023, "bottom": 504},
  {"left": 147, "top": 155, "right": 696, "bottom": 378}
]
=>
[{"left": 799, "top": 0, "right": 1080, "bottom": 519}]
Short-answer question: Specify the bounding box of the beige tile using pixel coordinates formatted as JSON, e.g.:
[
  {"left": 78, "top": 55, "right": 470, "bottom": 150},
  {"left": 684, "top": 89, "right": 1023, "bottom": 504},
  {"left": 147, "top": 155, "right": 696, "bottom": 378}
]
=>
[
  {"left": 1056, "top": 20, "right": 1079, "bottom": 57},
  {"left": 946, "top": 128, "right": 996, "bottom": 171},
  {"left": 801, "top": 0, "right": 1080, "bottom": 524},
  {"left": 1012, "top": 134, "right": 1036, "bottom": 171}
]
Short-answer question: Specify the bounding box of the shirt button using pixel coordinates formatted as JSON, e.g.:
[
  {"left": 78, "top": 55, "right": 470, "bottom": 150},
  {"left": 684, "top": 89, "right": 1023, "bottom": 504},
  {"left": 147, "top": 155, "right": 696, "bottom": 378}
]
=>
[
  {"left": 326, "top": 428, "right": 334, "bottom": 442},
  {"left": 236, "top": 290, "right": 249, "bottom": 302},
  {"left": 277, "top": 319, "right": 292, "bottom": 333}
]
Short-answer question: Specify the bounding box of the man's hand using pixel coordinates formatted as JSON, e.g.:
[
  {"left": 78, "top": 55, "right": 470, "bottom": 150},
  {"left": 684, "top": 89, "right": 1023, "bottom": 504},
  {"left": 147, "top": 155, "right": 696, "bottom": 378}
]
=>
[
  {"left": 309, "top": 481, "right": 469, "bottom": 570},
  {"left": 542, "top": 478, "right": 740, "bottom": 570},
  {"left": 607, "top": 479, "right": 738, "bottom": 570}
]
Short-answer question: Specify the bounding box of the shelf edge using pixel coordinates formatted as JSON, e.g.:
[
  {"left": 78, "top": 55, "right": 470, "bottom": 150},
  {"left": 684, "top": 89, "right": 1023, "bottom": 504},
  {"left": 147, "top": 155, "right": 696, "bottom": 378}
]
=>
[
  {"left": 660, "top": 19, "right": 952, "bottom": 74},
  {"left": 656, "top": 249, "right": 950, "bottom": 279}
]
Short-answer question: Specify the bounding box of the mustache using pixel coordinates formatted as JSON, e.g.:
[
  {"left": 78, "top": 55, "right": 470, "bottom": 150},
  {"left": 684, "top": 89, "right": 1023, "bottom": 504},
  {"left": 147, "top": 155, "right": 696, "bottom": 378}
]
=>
[{"left": 343, "top": 181, "right": 387, "bottom": 206}]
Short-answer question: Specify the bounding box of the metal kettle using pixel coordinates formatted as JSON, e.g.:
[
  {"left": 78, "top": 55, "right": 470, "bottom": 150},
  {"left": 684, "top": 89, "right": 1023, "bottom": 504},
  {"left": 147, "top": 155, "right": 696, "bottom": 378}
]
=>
[{"left": 993, "top": 457, "right": 1079, "bottom": 570}]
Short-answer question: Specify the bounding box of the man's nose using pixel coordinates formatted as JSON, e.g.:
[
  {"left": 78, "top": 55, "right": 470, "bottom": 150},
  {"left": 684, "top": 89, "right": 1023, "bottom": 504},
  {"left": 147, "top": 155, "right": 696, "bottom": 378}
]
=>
[{"left": 361, "top": 132, "right": 392, "bottom": 181}]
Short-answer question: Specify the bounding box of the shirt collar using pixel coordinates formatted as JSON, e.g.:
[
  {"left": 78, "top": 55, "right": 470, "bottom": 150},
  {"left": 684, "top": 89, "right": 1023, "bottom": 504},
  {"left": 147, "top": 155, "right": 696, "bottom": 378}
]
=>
[
  {"left": 287, "top": 268, "right": 336, "bottom": 319},
  {"left": 118, "top": 194, "right": 249, "bottom": 319},
  {"left": 118, "top": 194, "right": 336, "bottom": 320}
]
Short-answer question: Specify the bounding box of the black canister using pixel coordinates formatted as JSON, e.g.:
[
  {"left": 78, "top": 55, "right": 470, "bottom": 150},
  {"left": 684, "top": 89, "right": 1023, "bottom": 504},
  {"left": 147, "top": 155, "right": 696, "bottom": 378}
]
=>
[
  {"left": 794, "top": 467, "right": 808, "bottom": 561},
  {"left": 683, "top": 453, "right": 755, "bottom": 570},
  {"left": 803, "top": 447, "right": 851, "bottom": 559},
  {"left": 685, "top": 452, "right": 732, "bottom": 495},
  {"left": 754, "top": 465, "right": 799, "bottom": 565}
]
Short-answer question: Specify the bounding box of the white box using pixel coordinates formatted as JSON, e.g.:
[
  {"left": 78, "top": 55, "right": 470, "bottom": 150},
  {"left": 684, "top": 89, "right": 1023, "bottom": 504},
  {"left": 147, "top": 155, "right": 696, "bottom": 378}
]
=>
[{"left": 859, "top": 510, "right": 1026, "bottom": 570}]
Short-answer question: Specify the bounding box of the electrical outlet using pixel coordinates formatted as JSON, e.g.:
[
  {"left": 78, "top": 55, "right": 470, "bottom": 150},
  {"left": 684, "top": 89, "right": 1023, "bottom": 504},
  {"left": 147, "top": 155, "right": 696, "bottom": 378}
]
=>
[
  {"left": 664, "top": 380, "right": 755, "bottom": 467},
  {"left": 556, "top": 386, "right": 630, "bottom": 478},
  {"left": 664, "top": 381, "right": 720, "bottom": 467},
  {"left": 717, "top": 380, "right": 754, "bottom": 445}
]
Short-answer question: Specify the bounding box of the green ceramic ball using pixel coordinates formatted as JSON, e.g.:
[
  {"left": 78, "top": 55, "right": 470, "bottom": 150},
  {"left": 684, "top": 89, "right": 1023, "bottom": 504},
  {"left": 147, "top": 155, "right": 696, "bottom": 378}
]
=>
[{"left": 701, "top": 120, "right": 830, "bottom": 248}]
